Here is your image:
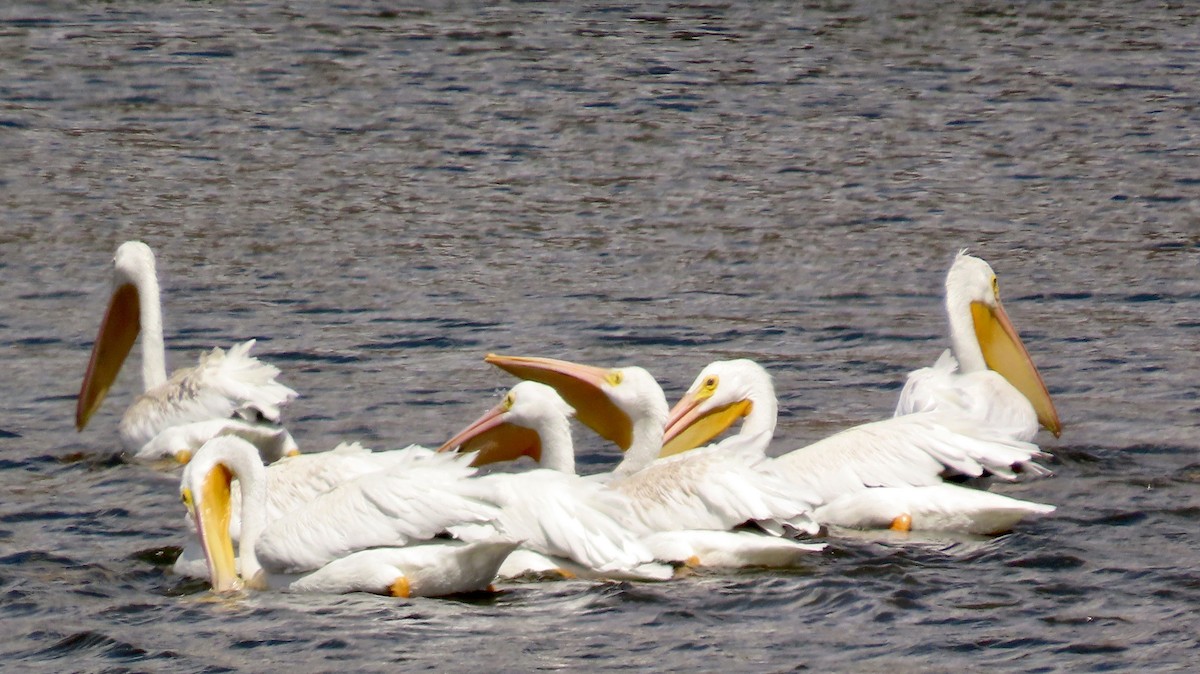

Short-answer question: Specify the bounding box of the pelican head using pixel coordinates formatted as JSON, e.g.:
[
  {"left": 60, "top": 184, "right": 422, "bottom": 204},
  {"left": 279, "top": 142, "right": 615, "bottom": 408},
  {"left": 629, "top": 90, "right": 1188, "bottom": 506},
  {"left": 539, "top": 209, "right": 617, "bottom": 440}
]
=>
[
  {"left": 438, "top": 381, "right": 576, "bottom": 472},
  {"left": 180, "top": 436, "right": 243, "bottom": 587},
  {"left": 180, "top": 435, "right": 258, "bottom": 593},
  {"left": 484, "top": 354, "right": 669, "bottom": 453},
  {"left": 945, "top": 251, "right": 1061, "bottom": 436},
  {"left": 660, "top": 359, "right": 775, "bottom": 457},
  {"left": 76, "top": 241, "right": 160, "bottom": 431}
]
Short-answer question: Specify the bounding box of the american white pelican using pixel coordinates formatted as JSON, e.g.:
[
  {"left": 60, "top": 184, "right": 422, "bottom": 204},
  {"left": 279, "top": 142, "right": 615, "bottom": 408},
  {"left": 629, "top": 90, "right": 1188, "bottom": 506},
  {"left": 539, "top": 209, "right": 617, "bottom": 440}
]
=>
[
  {"left": 436, "top": 382, "right": 672, "bottom": 581},
  {"left": 661, "top": 359, "right": 1055, "bottom": 535},
  {"left": 76, "top": 241, "right": 297, "bottom": 463},
  {"left": 180, "top": 435, "right": 516, "bottom": 597},
  {"left": 895, "top": 251, "right": 1062, "bottom": 442},
  {"left": 172, "top": 439, "right": 458, "bottom": 578},
  {"left": 473, "top": 357, "right": 826, "bottom": 568}
]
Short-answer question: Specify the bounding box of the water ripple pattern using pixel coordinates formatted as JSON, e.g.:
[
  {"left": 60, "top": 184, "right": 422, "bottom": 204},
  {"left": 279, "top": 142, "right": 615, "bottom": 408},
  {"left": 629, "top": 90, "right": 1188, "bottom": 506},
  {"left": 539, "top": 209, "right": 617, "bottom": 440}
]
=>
[{"left": 1, "top": 1, "right": 1198, "bottom": 671}]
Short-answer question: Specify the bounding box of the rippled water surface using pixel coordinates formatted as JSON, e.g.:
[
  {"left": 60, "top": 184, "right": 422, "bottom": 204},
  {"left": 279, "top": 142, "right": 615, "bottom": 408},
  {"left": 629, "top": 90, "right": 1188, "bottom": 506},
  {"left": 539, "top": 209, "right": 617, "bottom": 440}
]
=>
[{"left": 2, "top": 1, "right": 1199, "bottom": 671}]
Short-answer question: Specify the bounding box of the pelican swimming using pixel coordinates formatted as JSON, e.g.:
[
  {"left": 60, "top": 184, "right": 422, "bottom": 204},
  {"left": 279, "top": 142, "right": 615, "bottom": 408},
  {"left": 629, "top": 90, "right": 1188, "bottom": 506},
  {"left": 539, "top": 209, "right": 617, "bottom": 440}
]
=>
[
  {"left": 895, "top": 251, "right": 1061, "bottom": 442},
  {"left": 472, "top": 357, "right": 826, "bottom": 568},
  {"left": 180, "top": 435, "right": 517, "bottom": 597},
  {"left": 76, "top": 241, "right": 297, "bottom": 463},
  {"left": 172, "top": 438, "right": 459, "bottom": 578},
  {"left": 432, "top": 382, "right": 671, "bottom": 580},
  {"left": 661, "top": 359, "right": 1055, "bottom": 535}
]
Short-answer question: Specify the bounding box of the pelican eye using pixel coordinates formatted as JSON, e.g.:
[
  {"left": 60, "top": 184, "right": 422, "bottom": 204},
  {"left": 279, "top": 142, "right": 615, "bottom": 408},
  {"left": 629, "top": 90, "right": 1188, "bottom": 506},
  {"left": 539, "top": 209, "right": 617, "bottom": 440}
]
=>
[
  {"left": 703, "top": 375, "right": 719, "bottom": 393},
  {"left": 992, "top": 276, "right": 1000, "bottom": 300},
  {"left": 503, "top": 393, "right": 515, "bottom": 410},
  {"left": 606, "top": 371, "right": 623, "bottom": 386},
  {"left": 180, "top": 488, "right": 194, "bottom": 513}
]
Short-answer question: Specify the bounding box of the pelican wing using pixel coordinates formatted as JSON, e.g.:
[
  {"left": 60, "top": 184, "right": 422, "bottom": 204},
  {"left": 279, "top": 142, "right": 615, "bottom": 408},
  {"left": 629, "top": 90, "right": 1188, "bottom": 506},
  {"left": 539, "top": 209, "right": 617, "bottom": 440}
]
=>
[
  {"left": 616, "top": 432, "right": 820, "bottom": 535},
  {"left": 119, "top": 340, "right": 298, "bottom": 450},
  {"left": 458, "top": 470, "right": 663, "bottom": 576},
  {"left": 256, "top": 443, "right": 436, "bottom": 521},
  {"left": 254, "top": 450, "right": 500, "bottom": 574},
  {"left": 642, "top": 529, "right": 825, "bottom": 568},
  {"left": 768, "top": 413, "right": 1050, "bottom": 507},
  {"left": 196, "top": 340, "right": 298, "bottom": 422},
  {"left": 274, "top": 540, "right": 519, "bottom": 597},
  {"left": 895, "top": 349, "right": 963, "bottom": 416},
  {"left": 896, "top": 349, "right": 1040, "bottom": 442},
  {"left": 218, "top": 443, "right": 440, "bottom": 543},
  {"left": 814, "top": 483, "right": 1055, "bottom": 535}
]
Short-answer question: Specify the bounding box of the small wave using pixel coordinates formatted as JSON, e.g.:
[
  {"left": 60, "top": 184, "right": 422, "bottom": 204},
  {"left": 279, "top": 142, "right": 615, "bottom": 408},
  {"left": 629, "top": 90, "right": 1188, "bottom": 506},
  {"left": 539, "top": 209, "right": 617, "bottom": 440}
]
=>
[{"left": 31, "top": 631, "right": 142, "bottom": 660}]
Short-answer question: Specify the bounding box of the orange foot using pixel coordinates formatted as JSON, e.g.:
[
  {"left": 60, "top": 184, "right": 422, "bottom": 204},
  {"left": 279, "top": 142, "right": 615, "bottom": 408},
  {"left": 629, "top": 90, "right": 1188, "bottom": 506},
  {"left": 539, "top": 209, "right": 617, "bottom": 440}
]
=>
[
  {"left": 389, "top": 576, "right": 412, "bottom": 598},
  {"left": 890, "top": 513, "right": 913, "bottom": 532}
]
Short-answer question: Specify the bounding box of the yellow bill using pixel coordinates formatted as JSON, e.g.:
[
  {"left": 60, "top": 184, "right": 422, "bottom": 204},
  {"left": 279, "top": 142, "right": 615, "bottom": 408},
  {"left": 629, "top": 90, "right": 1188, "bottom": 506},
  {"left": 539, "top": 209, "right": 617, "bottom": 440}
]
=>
[
  {"left": 76, "top": 283, "right": 140, "bottom": 430},
  {"left": 485, "top": 354, "right": 633, "bottom": 450},
  {"left": 437, "top": 399, "right": 543, "bottom": 465},
  {"left": 193, "top": 463, "right": 240, "bottom": 593},
  {"left": 660, "top": 394, "right": 752, "bottom": 458},
  {"left": 971, "top": 300, "right": 1062, "bottom": 436}
]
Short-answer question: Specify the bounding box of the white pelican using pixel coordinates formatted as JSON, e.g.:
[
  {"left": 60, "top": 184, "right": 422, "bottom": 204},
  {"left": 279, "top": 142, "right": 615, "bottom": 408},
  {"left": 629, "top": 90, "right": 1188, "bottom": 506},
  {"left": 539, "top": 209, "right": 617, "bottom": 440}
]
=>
[
  {"left": 76, "top": 241, "right": 298, "bottom": 463},
  {"left": 661, "top": 359, "right": 1055, "bottom": 535},
  {"left": 180, "top": 435, "right": 517, "bottom": 597},
  {"left": 473, "top": 357, "right": 826, "bottom": 568},
  {"left": 895, "top": 251, "right": 1061, "bottom": 442},
  {"left": 172, "top": 439, "right": 457, "bottom": 578},
  {"left": 435, "top": 382, "right": 672, "bottom": 581}
]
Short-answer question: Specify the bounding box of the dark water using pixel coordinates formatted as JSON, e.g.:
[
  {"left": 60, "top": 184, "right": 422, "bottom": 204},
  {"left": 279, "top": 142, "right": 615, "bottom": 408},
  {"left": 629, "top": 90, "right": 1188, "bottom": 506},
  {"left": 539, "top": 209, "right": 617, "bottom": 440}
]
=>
[{"left": 2, "top": 1, "right": 1198, "bottom": 670}]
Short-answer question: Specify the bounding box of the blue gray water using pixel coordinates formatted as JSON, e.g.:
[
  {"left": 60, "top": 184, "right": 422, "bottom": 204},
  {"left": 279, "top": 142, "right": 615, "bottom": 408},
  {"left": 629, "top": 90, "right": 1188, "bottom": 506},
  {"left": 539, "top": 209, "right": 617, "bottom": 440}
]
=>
[{"left": 2, "top": 1, "right": 1198, "bottom": 671}]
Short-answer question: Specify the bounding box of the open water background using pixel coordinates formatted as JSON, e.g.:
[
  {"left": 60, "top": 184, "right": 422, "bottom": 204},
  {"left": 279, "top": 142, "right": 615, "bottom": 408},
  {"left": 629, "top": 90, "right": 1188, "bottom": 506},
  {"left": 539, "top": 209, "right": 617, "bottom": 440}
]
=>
[{"left": 1, "top": 1, "right": 1198, "bottom": 671}]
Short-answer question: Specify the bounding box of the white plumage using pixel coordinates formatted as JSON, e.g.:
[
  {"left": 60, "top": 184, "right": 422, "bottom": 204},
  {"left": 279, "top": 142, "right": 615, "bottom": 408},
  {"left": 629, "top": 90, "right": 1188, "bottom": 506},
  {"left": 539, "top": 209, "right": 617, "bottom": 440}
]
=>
[
  {"left": 612, "top": 430, "right": 820, "bottom": 536},
  {"left": 437, "top": 382, "right": 674, "bottom": 580},
  {"left": 174, "top": 440, "right": 477, "bottom": 578},
  {"left": 180, "top": 436, "right": 516, "bottom": 597},
  {"left": 662, "top": 359, "right": 1055, "bottom": 535},
  {"left": 119, "top": 340, "right": 298, "bottom": 456},
  {"left": 642, "top": 530, "right": 825, "bottom": 569},
  {"left": 894, "top": 251, "right": 1061, "bottom": 442},
  {"left": 273, "top": 541, "right": 519, "bottom": 596},
  {"left": 77, "top": 241, "right": 297, "bottom": 463},
  {"left": 768, "top": 413, "right": 1050, "bottom": 507},
  {"left": 457, "top": 470, "right": 674, "bottom": 581},
  {"left": 140, "top": 419, "right": 299, "bottom": 466},
  {"left": 451, "top": 366, "right": 825, "bottom": 570},
  {"left": 814, "top": 484, "right": 1056, "bottom": 536},
  {"left": 252, "top": 454, "right": 501, "bottom": 575},
  {"left": 232, "top": 442, "right": 445, "bottom": 540}
]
